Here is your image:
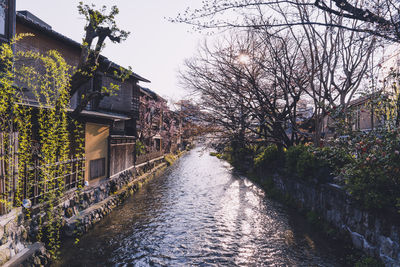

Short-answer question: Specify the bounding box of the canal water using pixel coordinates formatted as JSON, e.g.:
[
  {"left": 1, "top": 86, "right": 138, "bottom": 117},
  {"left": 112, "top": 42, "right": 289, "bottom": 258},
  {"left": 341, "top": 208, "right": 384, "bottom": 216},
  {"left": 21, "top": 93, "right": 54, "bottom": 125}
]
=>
[{"left": 56, "top": 146, "right": 345, "bottom": 266}]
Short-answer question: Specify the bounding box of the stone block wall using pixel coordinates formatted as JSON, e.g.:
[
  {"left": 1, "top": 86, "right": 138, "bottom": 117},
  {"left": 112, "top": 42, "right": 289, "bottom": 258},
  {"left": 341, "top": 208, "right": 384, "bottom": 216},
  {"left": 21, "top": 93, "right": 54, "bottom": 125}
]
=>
[
  {"left": 272, "top": 175, "right": 400, "bottom": 266},
  {"left": 0, "top": 157, "right": 166, "bottom": 266},
  {"left": 0, "top": 209, "right": 27, "bottom": 265}
]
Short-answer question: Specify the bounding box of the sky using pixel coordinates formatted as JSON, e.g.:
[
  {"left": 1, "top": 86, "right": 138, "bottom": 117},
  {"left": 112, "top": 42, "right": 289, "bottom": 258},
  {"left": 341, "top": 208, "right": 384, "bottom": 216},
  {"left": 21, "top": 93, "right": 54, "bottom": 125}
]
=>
[{"left": 16, "top": 0, "right": 209, "bottom": 103}]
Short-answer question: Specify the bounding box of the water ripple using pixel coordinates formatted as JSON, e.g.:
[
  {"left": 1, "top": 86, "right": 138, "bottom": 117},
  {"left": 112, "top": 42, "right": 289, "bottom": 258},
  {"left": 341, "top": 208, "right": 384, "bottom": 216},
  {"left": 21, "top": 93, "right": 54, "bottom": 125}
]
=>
[{"left": 56, "top": 146, "right": 343, "bottom": 267}]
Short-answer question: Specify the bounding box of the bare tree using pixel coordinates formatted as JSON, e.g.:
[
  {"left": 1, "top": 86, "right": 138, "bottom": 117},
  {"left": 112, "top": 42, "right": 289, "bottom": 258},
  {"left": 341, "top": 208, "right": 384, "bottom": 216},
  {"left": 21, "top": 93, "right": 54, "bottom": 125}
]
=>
[
  {"left": 174, "top": 0, "right": 399, "bottom": 42},
  {"left": 180, "top": 3, "right": 375, "bottom": 147},
  {"left": 180, "top": 32, "right": 312, "bottom": 149},
  {"left": 288, "top": 4, "right": 375, "bottom": 142},
  {"left": 180, "top": 38, "right": 254, "bottom": 154}
]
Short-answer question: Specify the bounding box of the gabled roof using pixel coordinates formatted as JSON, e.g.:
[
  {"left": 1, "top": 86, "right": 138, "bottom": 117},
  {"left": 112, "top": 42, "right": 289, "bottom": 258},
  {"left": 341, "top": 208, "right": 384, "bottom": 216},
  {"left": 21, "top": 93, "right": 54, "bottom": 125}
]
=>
[
  {"left": 139, "top": 86, "right": 167, "bottom": 102},
  {"left": 140, "top": 86, "right": 157, "bottom": 98},
  {"left": 16, "top": 11, "right": 150, "bottom": 83}
]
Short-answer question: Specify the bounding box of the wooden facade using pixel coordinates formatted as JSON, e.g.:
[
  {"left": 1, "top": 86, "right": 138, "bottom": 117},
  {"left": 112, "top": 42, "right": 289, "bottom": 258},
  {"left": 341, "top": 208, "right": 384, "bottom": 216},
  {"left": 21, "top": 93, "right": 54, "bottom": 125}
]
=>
[
  {"left": 0, "top": 132, "right": 85, "bottom": 215},
  {"left": 15, "top": 10, "right": 147, "bottom": 137},
  {"left": 85, "top": 123, "right": 109, "bottom": 183},
  {"left": 109, "top": 135, "right": 135, "bottom": 177},
  {"left": 0, "top": 132, "right": 18, "bottom": 214},
  {"left": 0, "top": 8, "right": 178, "bottom": 217},
  {"left": 14, "top": 10, "right": 150, "bottom": 184}
]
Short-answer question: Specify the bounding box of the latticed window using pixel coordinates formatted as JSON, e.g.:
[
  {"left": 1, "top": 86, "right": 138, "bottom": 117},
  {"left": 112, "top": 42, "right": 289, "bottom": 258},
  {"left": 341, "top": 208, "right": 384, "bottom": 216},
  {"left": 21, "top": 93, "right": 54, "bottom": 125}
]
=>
[{"left": 131, "top": 86, "right": 140, "bottom": 117}]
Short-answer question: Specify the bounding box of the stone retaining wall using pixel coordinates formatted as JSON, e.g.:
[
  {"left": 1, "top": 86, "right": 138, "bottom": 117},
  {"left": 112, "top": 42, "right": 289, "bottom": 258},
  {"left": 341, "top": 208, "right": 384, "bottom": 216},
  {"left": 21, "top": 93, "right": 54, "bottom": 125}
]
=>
[
  {"left": 0, "top": 208, "right": 27, "bottom": 265},
  {"left": 64, "top": 161, "right": 167, "bottom": 237},
  {"left": 271, "top": 175, "right": 400, "bottom": 266},
  {"left": 0, "top": 156, "right": 167, "bottom": 266}
]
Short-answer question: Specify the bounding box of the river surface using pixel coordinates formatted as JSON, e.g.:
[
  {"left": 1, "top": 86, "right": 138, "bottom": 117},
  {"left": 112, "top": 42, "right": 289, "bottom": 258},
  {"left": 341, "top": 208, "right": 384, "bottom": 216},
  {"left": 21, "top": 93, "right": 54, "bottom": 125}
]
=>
[{"left": 57, "top": 146, "right": 345, "bottom": 266}]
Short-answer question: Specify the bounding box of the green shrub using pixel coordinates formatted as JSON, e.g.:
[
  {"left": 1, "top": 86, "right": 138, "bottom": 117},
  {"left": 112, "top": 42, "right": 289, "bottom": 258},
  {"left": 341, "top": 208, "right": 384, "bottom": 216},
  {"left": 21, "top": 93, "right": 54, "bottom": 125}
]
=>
[
  {"left": 345, "top": 161, "right": 396, "bottom": 210},
  {"left": 296, "top": 149, "right": 317, "bottom": 181},
  {"left": 312, "top": 146, "right": 353, "bottom": 177},
  {"left": 285, "top": 145, "right": 308, "bottom": 174},
  {"left": 335, "top": 129, "right": 400, "bottom": 211},
  {"left": 354, "top": 256, "right": 384, "bottom": 267},
  {"left": 135, "top": 140, "right": 146, "bottom": 156},
  {"left": 285, "top": 145, "right": 319, "bottom": 181},
  {"left": 253, "top": 144, "right": 284, "bottom": 173},
  {"left": 226, "top": 145, "right": 253, "bottom": 171},
  {"left": 285, "top": 144, "right": 348, "bottom": 182},
  {"left": 164, "top": 154, "right": 176, "bottom": 166},
  {"left": 210, "top": 152, "right": 224, "bottom": 159}
]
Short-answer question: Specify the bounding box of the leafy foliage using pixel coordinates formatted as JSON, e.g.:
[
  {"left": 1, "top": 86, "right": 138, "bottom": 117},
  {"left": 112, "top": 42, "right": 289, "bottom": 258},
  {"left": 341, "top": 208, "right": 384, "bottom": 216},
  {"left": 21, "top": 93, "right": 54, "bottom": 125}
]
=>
[
  {"left": 135, "top": 140, "right": 146, "bottom": 156},
  {"left": 0, "top": 35, "right": 84, "bottom": 258},
  {"left": 253, "top": 144, "right": 284, "bottom": 173},
  {"left": 332, "top": 129, "right": 400, "bottom": 210},
  {"left": 71, "top": 2, "right": 131, "bottom": 116}
]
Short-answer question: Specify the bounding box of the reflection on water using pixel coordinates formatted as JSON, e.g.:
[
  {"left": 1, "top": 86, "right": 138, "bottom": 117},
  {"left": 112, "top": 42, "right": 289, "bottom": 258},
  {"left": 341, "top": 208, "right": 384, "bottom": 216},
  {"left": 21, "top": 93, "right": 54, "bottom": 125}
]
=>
[{"left": 56, "top": 146, "right": 342, "bottom": 266}]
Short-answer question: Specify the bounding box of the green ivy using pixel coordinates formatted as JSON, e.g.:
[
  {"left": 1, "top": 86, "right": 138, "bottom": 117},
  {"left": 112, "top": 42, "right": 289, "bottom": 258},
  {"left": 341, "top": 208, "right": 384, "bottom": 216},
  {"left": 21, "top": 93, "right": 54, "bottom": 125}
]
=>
[{"left": 0, "top": 35, "right": 84, "bottom": 259}]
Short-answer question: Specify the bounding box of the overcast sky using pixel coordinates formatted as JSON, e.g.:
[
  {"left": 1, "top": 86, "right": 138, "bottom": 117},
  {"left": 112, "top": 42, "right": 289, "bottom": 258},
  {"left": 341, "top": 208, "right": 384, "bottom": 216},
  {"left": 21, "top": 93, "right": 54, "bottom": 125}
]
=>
[{"left": 16, "top": 0, "right": 209, "bottom": 102}]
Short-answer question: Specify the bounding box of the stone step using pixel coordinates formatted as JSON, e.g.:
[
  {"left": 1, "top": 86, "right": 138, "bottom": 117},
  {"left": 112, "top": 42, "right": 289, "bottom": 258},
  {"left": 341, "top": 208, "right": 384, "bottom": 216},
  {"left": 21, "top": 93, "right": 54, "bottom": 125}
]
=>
[{"left": 3, "top": 242, "right": 45, "bottom": 267}]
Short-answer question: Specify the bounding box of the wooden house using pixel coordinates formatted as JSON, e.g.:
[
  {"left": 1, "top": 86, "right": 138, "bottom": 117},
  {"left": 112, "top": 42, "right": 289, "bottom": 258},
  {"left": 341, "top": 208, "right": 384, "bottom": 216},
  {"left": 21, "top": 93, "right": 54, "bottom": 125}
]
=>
[
  {"left": 1, "top": 8, "right": 150, "bottom": 203},
  {"left": 321, "top": 94, "right": 383, "bottom": 138},
  {"left": 138, "top": 86, "right": 167, "bottom": 153}
]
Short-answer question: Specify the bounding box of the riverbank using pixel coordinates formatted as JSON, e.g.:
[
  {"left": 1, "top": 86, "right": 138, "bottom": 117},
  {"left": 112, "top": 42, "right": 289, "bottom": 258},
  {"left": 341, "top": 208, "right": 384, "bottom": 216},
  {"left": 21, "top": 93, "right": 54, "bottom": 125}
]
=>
[
  {"left": 211, "top": 143, "right": 399, "bottom": 266},
  {"left": 54, "top": 145, "right": 348, "bottom": 266},
  {"left": 0, "top": 151, "right": 185, "bottom": 267},
  {"left": 241, "top": 169, "right": 400, "bottom": 267}
]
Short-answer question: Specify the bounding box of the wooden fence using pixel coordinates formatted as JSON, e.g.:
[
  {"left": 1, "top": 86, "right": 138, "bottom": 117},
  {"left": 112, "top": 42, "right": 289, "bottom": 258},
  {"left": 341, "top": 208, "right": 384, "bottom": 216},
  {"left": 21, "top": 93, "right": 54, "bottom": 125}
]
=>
[
  {"left": 109, "top": 136, "right": 135, "bottom": 177},
  {"left": 0, "top": 132, "right": 85, "bottom": 214},
  {"left": 24, "top": 157, "right": 85, "bottom": 206},
  {"left": 0, "top": 132, "right": 19, "bottom": 215},
  {"left": 109, "top": 136, "right": 165, "bottom": 176},
  {"left": 136, "top": 150, "right": 164, "bottom": 165}
]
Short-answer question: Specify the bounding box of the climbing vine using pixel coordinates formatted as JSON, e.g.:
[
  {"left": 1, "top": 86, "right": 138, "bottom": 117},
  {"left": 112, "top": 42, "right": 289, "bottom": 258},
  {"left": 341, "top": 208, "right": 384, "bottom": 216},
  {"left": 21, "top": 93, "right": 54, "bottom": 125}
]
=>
[{"left": 0, "top": 35, "right": 84, "bottom": 258}]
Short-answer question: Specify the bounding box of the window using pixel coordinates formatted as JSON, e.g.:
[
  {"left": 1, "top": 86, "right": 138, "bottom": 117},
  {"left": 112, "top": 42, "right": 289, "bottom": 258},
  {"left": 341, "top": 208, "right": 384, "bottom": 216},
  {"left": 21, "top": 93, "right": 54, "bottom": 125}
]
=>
[
  {"left": 90, "top": 158, "right": 106, "bottom": 180},
  {"left": 0, "top": 0, "right": 7, "bottom": 36},
  {"left": 353, "top": 108, "right": 360, "bottom": 130}
]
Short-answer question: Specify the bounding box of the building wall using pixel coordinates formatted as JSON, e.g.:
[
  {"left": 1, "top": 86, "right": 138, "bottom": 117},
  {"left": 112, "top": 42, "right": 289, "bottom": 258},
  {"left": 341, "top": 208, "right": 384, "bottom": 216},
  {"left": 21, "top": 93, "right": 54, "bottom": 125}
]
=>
[
  {"left": 98, "top": 75, "right": 134, "bottom": 114},
  {"left": 322, "top": 102, "right": 381, "bottom": 137},
  {"left": 356, "top": 108, "right": 373, "bottom": 130},
  {"left": 85, "top": 123, "right": 109, "bottom": 182},
  {"left": 15, "top": 18, "right": 140, "bottom": 135},
  {"left": 15, "top": 23, "right": 80, "bottom": 67},
  {"left": 15, "top": 23, "right": 82, "bottom": 104}
]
